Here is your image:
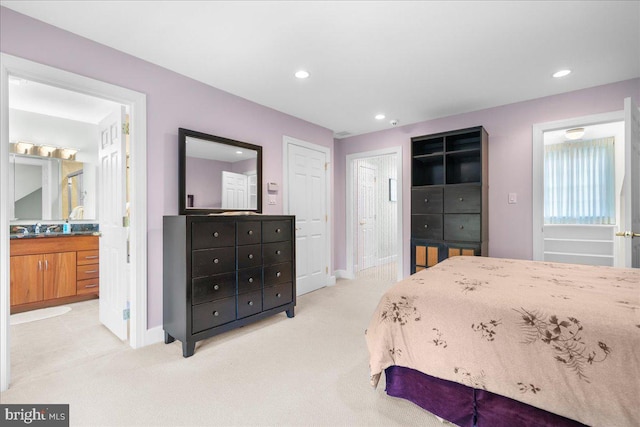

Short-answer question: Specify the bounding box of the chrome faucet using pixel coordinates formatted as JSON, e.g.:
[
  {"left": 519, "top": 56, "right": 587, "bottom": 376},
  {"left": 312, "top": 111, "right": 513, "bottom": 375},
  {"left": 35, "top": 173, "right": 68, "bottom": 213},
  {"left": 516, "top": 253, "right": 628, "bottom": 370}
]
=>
[
  {"left": 14, "top": 226, "right": 29, "bottom": 235},
  {"left": 46, "top": 225, "right": 59, "bottom": 234},
  {"left": 34, "top": 223, "right": 42, "bottom": 234}
]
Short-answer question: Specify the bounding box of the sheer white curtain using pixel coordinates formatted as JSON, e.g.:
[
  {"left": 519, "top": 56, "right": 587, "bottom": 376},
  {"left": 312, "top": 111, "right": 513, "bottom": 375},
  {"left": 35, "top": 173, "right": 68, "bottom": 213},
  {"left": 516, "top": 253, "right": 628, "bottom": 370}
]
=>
[{"left": 544, "top": 137, "right": 615, "bottom": 224}]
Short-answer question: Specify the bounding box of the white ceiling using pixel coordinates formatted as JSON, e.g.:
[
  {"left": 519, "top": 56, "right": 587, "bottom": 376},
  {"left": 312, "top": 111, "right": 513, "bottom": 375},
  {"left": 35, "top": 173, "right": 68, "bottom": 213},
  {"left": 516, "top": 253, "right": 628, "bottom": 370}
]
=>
[{"left": 2, "top": 1, "right": 639, "bottom": 138}]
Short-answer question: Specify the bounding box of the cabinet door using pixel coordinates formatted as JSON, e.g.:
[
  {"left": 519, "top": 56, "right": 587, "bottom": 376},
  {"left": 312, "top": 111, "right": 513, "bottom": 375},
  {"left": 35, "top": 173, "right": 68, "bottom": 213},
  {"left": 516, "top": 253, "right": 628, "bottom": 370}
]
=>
[
  {"left": 43, "top": 251, "right": 77, "bottom": 300},
  {"left": 10, "top": 254, "right": 43, "bottom": 306}
]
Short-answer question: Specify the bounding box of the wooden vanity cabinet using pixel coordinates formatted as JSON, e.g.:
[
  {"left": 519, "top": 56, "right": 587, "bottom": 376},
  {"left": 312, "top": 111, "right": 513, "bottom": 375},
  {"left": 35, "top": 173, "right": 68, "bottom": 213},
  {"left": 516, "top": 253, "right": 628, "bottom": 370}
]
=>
[{"left": 10, "top": 235, "right": 99, "bottom": 313}]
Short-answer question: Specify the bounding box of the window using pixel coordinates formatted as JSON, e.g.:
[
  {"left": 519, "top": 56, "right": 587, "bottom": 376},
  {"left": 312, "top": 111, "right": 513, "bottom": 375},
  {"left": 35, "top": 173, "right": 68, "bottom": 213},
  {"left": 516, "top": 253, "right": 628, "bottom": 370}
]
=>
[{"left": 544, "top": 137, "right": 615, "bottom": 224}]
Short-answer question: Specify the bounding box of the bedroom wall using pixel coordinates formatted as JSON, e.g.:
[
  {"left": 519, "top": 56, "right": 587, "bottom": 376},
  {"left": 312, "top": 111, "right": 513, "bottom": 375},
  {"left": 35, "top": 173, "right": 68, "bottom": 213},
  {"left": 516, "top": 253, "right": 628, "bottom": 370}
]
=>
[
  {"left": 334, "top": 78, "right": 640, "bottom": 278},
  {"left": 0, "top": 7, "right": 335, "bottom": 328}
]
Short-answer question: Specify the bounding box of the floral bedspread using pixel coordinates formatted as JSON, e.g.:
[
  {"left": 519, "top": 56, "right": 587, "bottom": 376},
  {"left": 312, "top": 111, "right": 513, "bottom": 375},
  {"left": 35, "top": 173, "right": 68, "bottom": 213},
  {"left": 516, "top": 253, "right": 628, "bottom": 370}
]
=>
[{"left": 365, "top": 256, "right": 640, "bottom": 426}]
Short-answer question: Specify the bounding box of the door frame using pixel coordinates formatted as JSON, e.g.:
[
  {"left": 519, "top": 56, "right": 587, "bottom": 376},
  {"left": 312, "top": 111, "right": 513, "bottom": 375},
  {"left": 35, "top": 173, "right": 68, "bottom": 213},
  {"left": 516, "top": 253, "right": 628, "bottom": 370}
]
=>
[
  {"left": 282, "top": 136, "right": 334, "bottom": 286},
  {"left": 0, "top": 53, "right": 148, "bottom": 391},
  {"left": 532, "top": 110, "right": 624, "bottom": 262},
  {"left": 346, "top": 147, "right": 403, "bottom": 282}
]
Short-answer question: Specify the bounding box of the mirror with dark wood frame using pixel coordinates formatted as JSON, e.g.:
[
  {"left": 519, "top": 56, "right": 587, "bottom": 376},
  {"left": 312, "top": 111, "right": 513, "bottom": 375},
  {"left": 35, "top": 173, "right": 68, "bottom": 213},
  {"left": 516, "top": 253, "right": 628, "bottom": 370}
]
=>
[{"left": 179, "top": 128, "right": 262, "bottom": 215}]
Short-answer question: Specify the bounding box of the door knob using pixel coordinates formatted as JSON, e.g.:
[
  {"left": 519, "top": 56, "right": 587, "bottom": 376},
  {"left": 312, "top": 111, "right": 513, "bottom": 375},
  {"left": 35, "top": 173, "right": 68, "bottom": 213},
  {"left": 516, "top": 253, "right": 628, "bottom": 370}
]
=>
[{"left": 616, "top": 231, "right": 640, "bottom": 238}]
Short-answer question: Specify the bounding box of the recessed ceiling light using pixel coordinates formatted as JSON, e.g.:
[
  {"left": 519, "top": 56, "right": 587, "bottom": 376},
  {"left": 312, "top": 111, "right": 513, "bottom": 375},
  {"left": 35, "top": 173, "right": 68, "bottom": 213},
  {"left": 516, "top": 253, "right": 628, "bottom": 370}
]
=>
[
  {"left": 553, "top": 69, "right": 571, "bottom": 78},
  {"left": 375, "top": 114, "right": 386, "bottom": 120},
  {"left": 236, "top": 150, "right": 243, "bottom": 155},
  {"left": 295, "top": 70, "right": 310, "bottom": 79}
]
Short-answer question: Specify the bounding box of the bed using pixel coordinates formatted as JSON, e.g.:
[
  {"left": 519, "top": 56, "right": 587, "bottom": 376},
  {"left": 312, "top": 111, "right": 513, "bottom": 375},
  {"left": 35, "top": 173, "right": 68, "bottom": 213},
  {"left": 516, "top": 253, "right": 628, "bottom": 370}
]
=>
[{"left": 365, "top": 256, "right": 640, "bottom": 426}]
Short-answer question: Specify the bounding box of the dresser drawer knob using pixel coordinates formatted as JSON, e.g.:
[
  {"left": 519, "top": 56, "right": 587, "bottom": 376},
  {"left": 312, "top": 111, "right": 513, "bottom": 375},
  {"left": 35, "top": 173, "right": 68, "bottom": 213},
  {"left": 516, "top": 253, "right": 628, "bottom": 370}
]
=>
[
  {"left": 459, "top": 225, "right": 464, "bottom": 229},
  {"left": 276, "top": 250, "right": 281, "bottom": 255},
  {"left": 276, "top": 228, "right": 281, "bottom": 233},
  {"left": 248, "top": 230, "right": 253, "bottom": 235},
  {"left": 424, "top": 224, "right": 429, "bottom": 229},
  {"left": 213, "top": 284, "right": 219, "bottom": 290},
  {"left": 213, "top": 258, "right": 219, "bottom": 264},
  {"left": 248, "top": 301, "right": 254, "bottom": 306},
  {"left": 248, "top": 277, "right": 254, "bottom": 283},
  {"left": 424, "top": 198, "right": 429, "bottom": 203},
  {"left": 248, "top": 254, "right": 254, "bottom": 259},
  {"left": 213, "top": 311, "right": 219, "bottom": 317},
  {"left": 276, "top": 272, "right": 281, "bottom": 278},
  {"left": 276, "top": 293, "right": 282, "bottom": 298},
  {"left": 459, "top": 197, "right": 464, "bottom": 202},
  {"left": 213, "top": 232, "right": 219, "bottom": 238}
]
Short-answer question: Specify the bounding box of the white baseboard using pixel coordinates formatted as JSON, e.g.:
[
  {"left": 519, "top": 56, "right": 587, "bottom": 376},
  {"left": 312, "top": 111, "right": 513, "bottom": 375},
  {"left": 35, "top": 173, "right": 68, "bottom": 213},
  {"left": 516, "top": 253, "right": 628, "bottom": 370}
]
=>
[
  {"left": 335, "top": 270, "right": 355, "bottom": 280},
  {"left": 143, "top": 325, "right": 164, "bottom": 346},
  {"left": 327, "top": 275, "right": 336, "bottom": 286}
]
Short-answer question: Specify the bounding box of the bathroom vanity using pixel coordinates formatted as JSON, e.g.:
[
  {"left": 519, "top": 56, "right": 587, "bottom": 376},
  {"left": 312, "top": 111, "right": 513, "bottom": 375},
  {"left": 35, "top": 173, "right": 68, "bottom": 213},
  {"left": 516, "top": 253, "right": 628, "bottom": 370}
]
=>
[{"left": 9, "top": 234, "right": 100, "bottom": 313}]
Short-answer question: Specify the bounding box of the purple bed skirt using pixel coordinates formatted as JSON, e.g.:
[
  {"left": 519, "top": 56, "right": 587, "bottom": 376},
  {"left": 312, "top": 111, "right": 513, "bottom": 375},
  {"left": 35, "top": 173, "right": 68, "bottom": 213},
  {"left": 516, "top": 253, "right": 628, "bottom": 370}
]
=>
[{"left": 384, "top": 366, "right": 588, "bottom": 427}]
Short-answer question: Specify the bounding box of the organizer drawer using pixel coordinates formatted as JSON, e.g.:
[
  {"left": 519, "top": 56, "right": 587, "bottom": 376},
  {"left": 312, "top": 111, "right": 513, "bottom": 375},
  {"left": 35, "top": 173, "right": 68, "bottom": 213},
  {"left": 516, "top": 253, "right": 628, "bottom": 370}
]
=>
[
  {"left": 264, "top": 262, "right": 292, "bottom": 286},
  {"left": 77, "top": 278, "right": 99, "bottom": 295},
  {"left": 192, "top": 297, "right": 236, "bottom": 334},
  {"left": 237, "top": 266, "right": 263, "bottom": 294},
  {"left": 192, "top": 247, "right": 235, "bottom": 278},
  {"left": 411, "top": 214, "right": 443, "bottom": 240},
  {"left": 444, "top": 186, "right": 481, "bottom": 213},
  {"left": 264, "top": 282, "right": 293, "bottom": 311},
  {"left": 77, "top": 264, "right": 99, "bottom": 281},
  {"left": 444, "top": 214, "right": 481, "bottom": 241},
  {"left": 237, "top": 221, "right": 262, "bottom": 246},
  {"left": 237, "top": 244, "right": 262, "bottom": 269},
  {"left": 77, "top": 250, "right": 99, "bottom": 265},
  {"left": 237, "top": 290, "right": 263, "bottom": 319},
  {"left": 192, "top": 272, "right": 236, "bottom": 305},
  {"left": 192, "top": 221, "right": 235, "bottom": 249},
  {"left": 411, "top": 188, "right": 443, "bottom": 214},
  {"left": 263, "top": 241, "right": 292, "bottom": 265},
  {"left": 262, "top": 220, "right": 291, "bottom": 243}
]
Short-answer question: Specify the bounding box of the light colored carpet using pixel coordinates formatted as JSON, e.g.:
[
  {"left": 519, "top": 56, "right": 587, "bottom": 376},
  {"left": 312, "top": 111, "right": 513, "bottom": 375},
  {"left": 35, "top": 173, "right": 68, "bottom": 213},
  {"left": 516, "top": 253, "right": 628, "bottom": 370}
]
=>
[
  {"left": 10, "top": 305, "right": 72, "bottom": 326},
  {"left": 2, "top": 267, "right": 452, "bottom": 427}
]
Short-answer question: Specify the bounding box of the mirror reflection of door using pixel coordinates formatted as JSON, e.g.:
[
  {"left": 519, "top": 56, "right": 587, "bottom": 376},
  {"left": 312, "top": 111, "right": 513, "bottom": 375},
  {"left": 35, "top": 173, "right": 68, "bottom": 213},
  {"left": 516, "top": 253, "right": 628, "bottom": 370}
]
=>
[{"left": 221, "top": 171, "right": 248, "bottom": 210}]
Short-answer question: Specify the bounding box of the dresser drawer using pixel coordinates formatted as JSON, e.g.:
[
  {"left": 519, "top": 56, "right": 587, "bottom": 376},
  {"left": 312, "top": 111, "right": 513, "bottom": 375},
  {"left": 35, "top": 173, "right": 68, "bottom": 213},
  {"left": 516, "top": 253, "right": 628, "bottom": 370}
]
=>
[
  {"left": 264, "top": 282, "right": 293, "bottom": 310},
  {"left": 77, "top": 264, "right": 99, "bottom": 280},
  {"left": 77, "top": 278, "right": 99, "bottom": 295},
  {"left": 192, "top": 247, "right": 235, "bottom": 278},
  {"left": 264, "top": 262, "right": 292, "bottom": 286},
  {"left": 263, "top": 241, "right": 292, "bottom": 265},
  {"left": 411, "top": 188, "right": 443, "bottom": 214},
  {"left": 77, "top": 250, "right": 99, "bottom": 265},
  {"left": 237, "top": 221, "right": 261, "bottom": 245},
  {"left": 238, "top": 266, "right": 263, "bottom": 294},
  {"left": 444, "top": 214, "right": 481, "bottom": 241},
  {"left": 192, "top": 221, "right": 235, "bottom": 249},
  {"left": 192, "top": 272, "right": 236, "bottom": 305},
  {"left": 411, "top": 214, "right": 443, "bottom": 240},
  {"left": 192, "top": 297, "right": 236, "bottom": 334},
  {"left": 237, "top": 244, "right": 262, "bottom": 269},
  {"left": 262, "top": 220, "right": 291, "bottom": 243},
  {"left": 444, "top": 186, "right": 481, "bottom": 213},
  {"left": 237, "top": 290, "right": 262, "bottom": 319}
]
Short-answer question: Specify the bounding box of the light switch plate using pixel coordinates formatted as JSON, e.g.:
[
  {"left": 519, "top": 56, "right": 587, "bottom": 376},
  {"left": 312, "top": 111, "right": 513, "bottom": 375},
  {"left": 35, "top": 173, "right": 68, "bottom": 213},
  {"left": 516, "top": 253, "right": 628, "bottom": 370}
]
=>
[{"left": 508, "top": 193, "right": 517, "bottom": 204}]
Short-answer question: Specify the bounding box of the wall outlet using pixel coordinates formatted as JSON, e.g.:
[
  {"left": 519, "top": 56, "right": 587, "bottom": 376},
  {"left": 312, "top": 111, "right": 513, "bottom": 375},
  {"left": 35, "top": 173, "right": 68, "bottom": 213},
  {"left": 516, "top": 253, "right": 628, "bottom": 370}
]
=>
[{"left": 508, "top": 193, "right": 517, "bottom": 204}]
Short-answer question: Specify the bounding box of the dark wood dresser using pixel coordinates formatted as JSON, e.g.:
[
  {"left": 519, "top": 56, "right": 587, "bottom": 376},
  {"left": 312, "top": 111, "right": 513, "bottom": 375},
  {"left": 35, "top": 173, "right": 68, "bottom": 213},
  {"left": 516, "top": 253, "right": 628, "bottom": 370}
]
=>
[{"left": 163, "top": 215, "right": 296, "bottom": 357}]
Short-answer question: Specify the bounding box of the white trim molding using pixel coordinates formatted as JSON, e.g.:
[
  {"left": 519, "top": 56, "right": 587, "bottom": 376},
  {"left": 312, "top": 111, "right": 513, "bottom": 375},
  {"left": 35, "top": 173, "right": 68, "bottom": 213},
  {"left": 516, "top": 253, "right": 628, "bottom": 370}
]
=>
[
  {"left": 0, "top": 54, "right": 149, "bottom": 391},
  {"left": 345, "top": 146, "right": 403, "bottom": 282}
]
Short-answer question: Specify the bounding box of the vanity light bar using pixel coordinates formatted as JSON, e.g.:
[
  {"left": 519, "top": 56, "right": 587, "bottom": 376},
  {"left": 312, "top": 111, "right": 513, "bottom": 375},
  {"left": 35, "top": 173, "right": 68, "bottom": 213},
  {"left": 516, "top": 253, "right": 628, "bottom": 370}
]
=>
[{"left": 10, "top": 142, "right": 77, "bottom": 160}]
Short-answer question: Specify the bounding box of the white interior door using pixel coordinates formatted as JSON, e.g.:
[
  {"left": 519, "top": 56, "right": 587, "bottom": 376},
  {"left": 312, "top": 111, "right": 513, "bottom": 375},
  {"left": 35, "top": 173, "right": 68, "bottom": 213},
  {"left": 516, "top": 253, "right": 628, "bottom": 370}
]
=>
[
  {"left": 288, "top": 143, "right": 327, "bottom": 295},
  {"left": 618, "top": 97, "right": 640, "bottom": 268},
  {"left": 221, "top": 171, "right": 248, "bottom": 209},
  {"left": 98, "top": 106, "right": 128, "bottom": 340},
  {"left": 357, "top": 163, "right": 377, "bottom": 270}
]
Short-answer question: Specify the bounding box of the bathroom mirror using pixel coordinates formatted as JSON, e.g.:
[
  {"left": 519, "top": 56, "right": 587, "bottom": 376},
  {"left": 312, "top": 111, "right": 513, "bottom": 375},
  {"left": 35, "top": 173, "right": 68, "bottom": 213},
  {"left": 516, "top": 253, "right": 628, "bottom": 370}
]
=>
[
  {"left": 179, "top": 128, "right": 262, "bottom": 215},
  {"left": 9, "top": 154, "right": 96, "bottom": 221}
]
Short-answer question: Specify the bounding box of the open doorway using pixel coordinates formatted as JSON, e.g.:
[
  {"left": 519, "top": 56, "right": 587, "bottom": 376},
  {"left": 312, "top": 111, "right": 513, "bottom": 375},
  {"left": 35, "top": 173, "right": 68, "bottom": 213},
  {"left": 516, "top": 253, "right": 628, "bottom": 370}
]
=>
[
  {"left": 1, "top": 54, "right": 148, "bottom": 391},
  {"left": 532, "top": 111, "right": 629, "bottom": 267},
  {"left": 346, "top": 147, "right": 403, "bottom": 284}
]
